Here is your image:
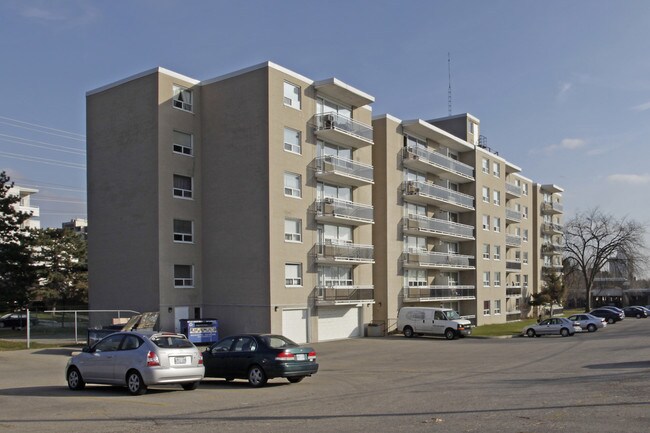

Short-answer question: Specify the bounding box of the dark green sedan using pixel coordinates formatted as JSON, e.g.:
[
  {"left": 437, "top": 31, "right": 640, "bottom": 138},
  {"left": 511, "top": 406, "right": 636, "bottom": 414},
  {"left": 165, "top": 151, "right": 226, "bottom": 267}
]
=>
[{"left": 202, "top": 334, "right": 318, "bottom": 387}]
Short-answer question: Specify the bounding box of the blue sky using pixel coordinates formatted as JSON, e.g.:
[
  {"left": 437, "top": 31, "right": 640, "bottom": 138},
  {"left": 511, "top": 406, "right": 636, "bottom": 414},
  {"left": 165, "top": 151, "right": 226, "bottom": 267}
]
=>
[{"left": 2, "top": 0, "right": 650, "bottom": 242}]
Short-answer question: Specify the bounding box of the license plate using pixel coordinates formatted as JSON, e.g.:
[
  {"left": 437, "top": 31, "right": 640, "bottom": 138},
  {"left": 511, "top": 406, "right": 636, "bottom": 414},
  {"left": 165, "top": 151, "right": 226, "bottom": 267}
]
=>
[
  {"left": 173, "top": 356, "right": 189, "bottom": 365},
  {"left": 295, "top": 353, "right": 307, "bottom": 361}
]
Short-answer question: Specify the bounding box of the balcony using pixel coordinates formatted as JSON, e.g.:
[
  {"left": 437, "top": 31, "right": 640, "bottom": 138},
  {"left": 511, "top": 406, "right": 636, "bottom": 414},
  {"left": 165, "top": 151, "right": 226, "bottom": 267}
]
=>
[
  {"left": 506, "top": 310, "right": 522, "bottom": 321},
  {"left": 506, "top": 208, "right": 522, "bottom": 223},
  {"left": 507, "top": 285, "right": 523, "bottom": 297},
  {"left": 403, "top": 181, "right": 474, "bottom": 212},
  {"left": 541, "top": 201, "right": 563, "bottom": 214},
  {"left": 402, "top": 147, "right": 474, "bottom": 183},
  {"left": 403, "top": 214, "right": 474, "bottom": 241},
  {"left": 315, "top": 155, "right": 373, "bottom": 187},
  {"left": 505, "top": 182, "right": 522, "bottom": 199},
  {"left": 315, "top": 198, "right": 374, "bottom": 226},
  {"left": 541, "top": 223, "right": 563, "bottom": 235},
  {"left": 313, "top": 113, "right": 373, "bottom": 148},
  {"left": 541, "top": 243, "right": 563, "bottom": 255},
  {"left": 506, "top": 260, "right": 522, "bottom": 272},
  {"left": 403, "top": 251, "right": 475, "bottom": 270},
  {"left": 543, "top": 262, "right": 563, "bottom": 270},
  {"left": 404, "top": 285, "right": 476, "bottom": 302},
  {"left": 506, "top": 234, "right": 522, "bottom": 247},
  {"left": 314, "top": 285, "right": 374, "bottom": 306},
  {"left": 17, "top": 205, "right": 40, "bottom": 217},
  {"left": 315, "top": 240, "right": 374, "bottom": 264}
]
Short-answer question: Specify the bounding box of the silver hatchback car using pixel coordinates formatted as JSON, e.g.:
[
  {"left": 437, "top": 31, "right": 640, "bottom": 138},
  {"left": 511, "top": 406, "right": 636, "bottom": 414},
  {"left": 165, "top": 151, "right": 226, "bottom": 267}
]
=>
[
  {"left": 523, "top": 317, "right": 582, "bottom": 337},
  {"left": 66, "top": 331, "right": 205, "bottom": 395}
]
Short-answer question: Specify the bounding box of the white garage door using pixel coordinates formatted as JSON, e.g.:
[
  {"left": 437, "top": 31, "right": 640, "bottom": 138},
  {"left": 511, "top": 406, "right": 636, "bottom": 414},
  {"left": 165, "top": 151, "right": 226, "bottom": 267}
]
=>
[
  {"left": 282, "top": 309, "right": 308, "bottom": 344},
  {"left": 317, "top": 306, "right": 361, "bottom": 341}
]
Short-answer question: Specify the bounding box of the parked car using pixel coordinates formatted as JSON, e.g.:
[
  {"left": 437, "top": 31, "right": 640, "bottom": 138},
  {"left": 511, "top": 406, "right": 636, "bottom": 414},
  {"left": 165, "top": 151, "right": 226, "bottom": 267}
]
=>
[
  {"left": 66, "top": 331, "right": 204, "bottom": 395},
  {"left": 202, "top": 334, "right": 318, "bottom": 387},
  {"left": 589, "top": 308, "right": 624, "bottom": 324},
  {"left": 523, "top": 317, "right": 581, "bottom": 338},
  {"left": 0, "top": 312, "right": 38, "bottom": 330},
  {"left": 623, "top": 306, "right": 648, "bottom": 318},
  {"left": 566, "top": 313, "right": 607, "bottom": 332}
]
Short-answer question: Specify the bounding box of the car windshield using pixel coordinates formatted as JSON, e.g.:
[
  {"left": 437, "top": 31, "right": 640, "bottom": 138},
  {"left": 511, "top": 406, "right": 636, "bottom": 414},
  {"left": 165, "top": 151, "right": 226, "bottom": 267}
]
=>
[
  {"left": 151, "top": 335, "right": 194, "bottom": 348},
  {"left": 445, "top": 310, "right": 461, "bottom": 320},
  {"left": 261, "top": 335, "right": 297, "bottom": 349}
]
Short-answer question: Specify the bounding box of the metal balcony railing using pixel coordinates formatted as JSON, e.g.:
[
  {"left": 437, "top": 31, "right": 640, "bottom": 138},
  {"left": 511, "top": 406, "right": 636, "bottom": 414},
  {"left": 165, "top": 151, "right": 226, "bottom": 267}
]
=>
[
  {"left": 404, "top": 181, "right": 475, "bottom": 210},
  {"left": 542, "top": 202, "right": 563, "bottom": 213},
  {"left": 314, "top": 113, "right": 373, "bottom": 143},
  {"left": 506, "top": 234, "right": 522, "bottom": 247},
  {"left": 506, "top": 182, "right": 522, "bottom": 197},
  {"left": 314, "top": 286, "right": 374, "bottom": 304},
  {"left": 506, "top": 260, "right": 522, "bottom": 271},
  {"left": 404, "top": 285, "right": 476, "bottom": 301},
  {"left": 315, "top": 155, "right": 373, "bottom": 184},
  {"left": 402, "top": 147, "right": 474, "bottom": 179},
  {"left": 316, "top": 240, "right": 374, "bottom": 263},
  {"left": 404, "top": 214, "right": 474, "bottom": 239},
  {"left": 404, "top": 251, "right": 475, "bottom": 269},
  {"left": 316, "top": 198, "right": 374, "bottom": 224},
  {"left": 506, "top": 208, "right": 522, "bottom": 222}
]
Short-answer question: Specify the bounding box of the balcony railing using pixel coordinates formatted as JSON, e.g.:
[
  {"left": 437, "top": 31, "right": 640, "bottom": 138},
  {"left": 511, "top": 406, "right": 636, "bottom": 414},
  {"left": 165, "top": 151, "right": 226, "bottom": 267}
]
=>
[
  {"left": 403, "top": 214, "right": 474, "bottom": 240},
  {"left": 506, "top": 310, "right": 522, "bottom": 321},
  {"left": 507, "top": 286, "right": 523, "bottom": 297},
  {"left": 314, "top": 285, "right": 374, "bottom": 305},
  {"left": 541, "top": 223, "right": 563, "bottom": 234},
  {"left": 505, "top": 182, "right": 522, "bottom": 198},
  {"left": 506, "top": 260, "right": 522, "bottom": 271},
  {"left": 403, "top": 181, "right": 474, "bottom": 211},
  {"left": 543, "top": 262, "right": 563, "bottom": 269},
  {"left": 403, "top": 251, "right": 475, "bottom": 269},
  {"left": 315, "top": 155, "right": 373, "bottom": 186},
  {"left": 506, "top": 234, "right": 522, "bottom": 247},
  {"left": 402, "top": 147, "right": 474, "bottom": 181},
  {"left": 541, "top": 202, "right": 563, "bottom": 214},
  {"left": 541, "top": 243, "right": 563, "bottom": 255},
  {"left": 404, "top": 285, "right": 476, "bottom": 301},
  {"left": 315, "top": 240, "right": 374, "bottom": 264},
  {"left": 506, "top": 208, "right": 522, "bottom": 223},
  {"left": 315, "top": 198, "right": 374, "bottom": 225},
  {"left": 314, "top": 113, "right": 373, "bottom": 147}
]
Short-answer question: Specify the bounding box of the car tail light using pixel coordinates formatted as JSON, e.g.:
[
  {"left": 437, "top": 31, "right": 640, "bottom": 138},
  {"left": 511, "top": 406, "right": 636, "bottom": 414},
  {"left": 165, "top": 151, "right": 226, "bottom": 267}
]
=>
[
  {"left": 308, "top": 351, "right": 316, "bottom": 361},
  {"left": 198, "top": 352, "right": 203, "bottom": 365},
  {"left": 146, "top": 351, "right": 160, "bottom": 366},
  {"left": 275, "top": 351, "right": 296, "bottom": 361}
]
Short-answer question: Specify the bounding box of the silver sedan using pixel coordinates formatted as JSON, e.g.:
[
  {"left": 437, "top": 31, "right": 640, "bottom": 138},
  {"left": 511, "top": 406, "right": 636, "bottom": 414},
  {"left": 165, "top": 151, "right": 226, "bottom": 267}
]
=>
[
  {"left": 66, "top": 331, "right": 205, "bottom": 395},
  {"left": 566, "top": 313, "right": 607, "bottom": 332},
  {"left": 523, "top": 317, "right": 582, "bottom": 338}
]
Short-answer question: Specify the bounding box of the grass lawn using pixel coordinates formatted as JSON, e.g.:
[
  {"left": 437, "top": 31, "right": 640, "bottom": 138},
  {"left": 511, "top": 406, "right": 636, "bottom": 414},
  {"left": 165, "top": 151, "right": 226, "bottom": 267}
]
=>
[
  {"left": 471, "top": 309, "right": 583, "bottom": 337},
  {"left": 0, "top": 340, "right": 65, "bottom": 351}
]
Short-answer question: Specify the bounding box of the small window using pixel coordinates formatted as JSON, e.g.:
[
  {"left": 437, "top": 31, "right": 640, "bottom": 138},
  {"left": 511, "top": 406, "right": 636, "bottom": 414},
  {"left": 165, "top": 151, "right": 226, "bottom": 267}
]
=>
[
  {"left": 482, "top": 158, "right": 489, "bottom": 174},
  {"left": 493, "top": 245, "right": 501, "bottom": 260},
  {"left": 523, "top": 229, "right": 529, "bottom": 242},
  {"left": 173, "top": 175, "right": 192, "bottom": 199},
  {"left": 283, "top": 81, "right": 301, "bottom": 109},
  {"left": 285, "top": 263, "right": 302, "bottom": 286},
  {"left": 494, "top": 299, "right": 501, "bottom": 315},
  {"left": 493, "top": 162, "right": 501, "bottom": 177},
  {"left": 482, "top": 186, "right": 490, "bottom": 203},
  {"left": 493, "top": 217, "right": 501, "bottom": 233},
  {"left": 283, "top": 127, "right": 302, "bottom": 154},
  {"left": 173, "top": 130, "right": 193, "bottom": 156},
  {"left": 493, "top": 190, "right": 501, "bottom": 206},
  {"left": 482, "top": 215, "right": 490, "bottom": 230},
  {"left": 483, "top": 300, "right": 491, "bottom": 315},
  {"left": 284, "top": 172, "right": 302, "bottom": 198},
  {"left": 172, "top": 85, "right": 193, "bottom": 111},
  {"left": 483, "top": 271, "right": 490, "bottom": 287},
  {"left": 173, "top": 219, "right": 193, "bottom": 243},
  {"left": 522, "top": 184, "right": 529, "bottom": 195},
  {"left": 482, "top": 244, "right": 490, "bottom": 259},
  {"left": 494, "top": 272, "right": 501, "bottom": 287},
  {"left": 174, "top": 265, "right": 194, "bottom": 288},
  {"left": 284, "top": 218, "right": 302, "bottom": 242},
  {"left": 522, "top": 206, "right": 528, "bottom": 219},
  {"left": 523, "top": 252, "right": 529, "bottom": 264}
]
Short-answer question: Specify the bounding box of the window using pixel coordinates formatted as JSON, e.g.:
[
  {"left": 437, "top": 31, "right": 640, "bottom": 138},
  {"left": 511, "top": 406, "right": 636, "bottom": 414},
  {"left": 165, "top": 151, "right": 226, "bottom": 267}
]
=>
[
  {"left": 284, "top": 172, "right": 301, "bottom": 198},
  {"left": 523, "top": 275, "right": 529, "bottom": 288},
  {"left": 493, "top": 162, "right": 501, "bottom": 177},
  {"left": 482, "top": 215, "right": 490, "bottom": 231},
  {"left": 523, "top": 252, "right": 529, "bottom": 264},
  {"left": 494, "top": 299, "right": 501, "bottom": 314},
  {"left": 172, "top": 85, "right": 193, "bottom": 111},
  {"left": 406, "top": 269, "right": 427, "bottom": 287},
  {"left": 493, "top": 217, "right": 501, "bottom": 232},
  {"left": 317, "top": 97, "right": 351, "bottom": 118},
  {"left": 173, "top": 219, "right": 193, "bottom": 243},
  {"left": 174, "top": 265, "right": 193, "bottom": 287},
  {"left": 405, "top": 235, "right": 427, "bottom": 253},
  {"left": 482, "top": 186, "right": 490, "bottom": 203},
  {"left": 523, "top": 229, "right": 529, "bottom": 242},
  {"left": 522, "top": 183, "right": 528, "bottom": 195},
  {"left": 522, "top": 206, "right": 528, "bottom": 219},
  {"left": 173, "top": 175, "right": 192, "bottom": 199},
  {"left": 285, "top": 263, "right": 302, "bottom": 286},
  {"left": 494, "top": 272, "right": 501, "bottom": 287},
  {"left": 493, "top": 245, "right": 501, "bottom": 260},
  {"left": 515, "top": 251, "right": 521, "bottom": 262},
  {"left": 483, "top": 271, "right": 490, "bottom": 287},
  {"left": 284, "top": 127, "right": 301, "bottom": 154},
  {"left": 493, "top": 190, "right": 501, "bottom": 206},
  {"left": 482, "top": 158, "right": 489, "bottom": 174},
  {"left": 283, "top": 81, "right": 301, "bottom": 109},
  {"left": 483, "top": 300, "right": 491, "bottom": 315},
  {"left": 319, "top": 266, "right": 352, "bottom": 287},
  {"left": 482, "top": 243, "right": 490, "bottom": 259},
  {"left": 173, "top": 130, "right": 193, "bottom": 156},
  {"left": 284, "top": 218, "right": 302, "bottom": 242}
]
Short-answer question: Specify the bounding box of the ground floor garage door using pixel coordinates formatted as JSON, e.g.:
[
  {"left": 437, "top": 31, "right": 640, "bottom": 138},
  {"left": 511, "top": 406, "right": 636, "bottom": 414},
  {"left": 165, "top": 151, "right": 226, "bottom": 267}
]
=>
[
  {"left": 317, "top": 306, "right": 361, "bottom": 341},
  {"left": 282, "top": 309, "right": 308, "bottom": 344}
]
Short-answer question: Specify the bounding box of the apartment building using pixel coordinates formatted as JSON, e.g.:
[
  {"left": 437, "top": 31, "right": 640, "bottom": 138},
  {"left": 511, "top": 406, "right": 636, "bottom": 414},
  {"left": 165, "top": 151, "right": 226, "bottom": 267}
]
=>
[
  {"left": 87, "top": 62, "right": 375, "bottom": 342},
  {"left": 9, "top": 185, "right": 40, "bottom": 229},
  {"left": 87, "top": 61, "right": 563, "bottom": 341}
]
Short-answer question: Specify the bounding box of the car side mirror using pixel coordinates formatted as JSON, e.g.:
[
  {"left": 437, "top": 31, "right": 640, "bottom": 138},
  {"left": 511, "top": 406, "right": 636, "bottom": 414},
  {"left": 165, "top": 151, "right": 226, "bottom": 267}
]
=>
[{"left": 82, "top": 346, "right": 91, "bottom": 353}]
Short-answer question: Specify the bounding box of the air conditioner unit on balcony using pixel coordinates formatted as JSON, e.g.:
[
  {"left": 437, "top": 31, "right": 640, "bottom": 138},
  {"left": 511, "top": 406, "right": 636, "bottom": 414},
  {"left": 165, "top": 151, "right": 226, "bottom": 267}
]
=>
[{"left": 324, "top": 197, "right": 334, "bottom": 204}]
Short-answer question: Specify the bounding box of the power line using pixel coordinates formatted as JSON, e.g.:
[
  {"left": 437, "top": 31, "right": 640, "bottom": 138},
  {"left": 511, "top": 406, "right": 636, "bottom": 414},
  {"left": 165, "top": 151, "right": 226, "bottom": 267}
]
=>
[
  {"left": 0, "top": 150, "right": 86, "bottom": 169},
  {"left": 0, "top": 133, "right": 86, "bottom": 155},
  {"left": 0, "top": 115, "right": 85, "bottom": 139}
]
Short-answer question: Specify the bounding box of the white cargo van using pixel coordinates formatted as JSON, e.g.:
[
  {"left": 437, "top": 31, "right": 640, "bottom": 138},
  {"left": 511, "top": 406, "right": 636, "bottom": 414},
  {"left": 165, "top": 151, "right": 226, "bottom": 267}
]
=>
[{"left": 397, "top": 307, "right": 472, "bottom": 340}]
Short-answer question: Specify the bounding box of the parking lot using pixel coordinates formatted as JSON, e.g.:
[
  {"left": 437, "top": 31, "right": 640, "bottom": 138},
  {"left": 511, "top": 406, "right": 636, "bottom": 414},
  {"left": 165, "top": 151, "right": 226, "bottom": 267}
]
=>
[{"left": 1, "top": 318, "right": 650, "bottom": 433}]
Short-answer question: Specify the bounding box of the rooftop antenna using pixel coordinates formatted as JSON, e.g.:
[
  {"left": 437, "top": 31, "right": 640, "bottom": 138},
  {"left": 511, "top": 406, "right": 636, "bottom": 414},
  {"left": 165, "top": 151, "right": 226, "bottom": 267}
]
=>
[{"left": 447, "top": 52, "right": 452, "bottom": 116}]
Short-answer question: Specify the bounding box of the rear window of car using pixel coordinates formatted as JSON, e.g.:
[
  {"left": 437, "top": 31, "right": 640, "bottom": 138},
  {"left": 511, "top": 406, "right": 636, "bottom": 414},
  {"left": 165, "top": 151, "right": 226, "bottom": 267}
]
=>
[
  {"left": 261, "top": 335, "right": 297, "bottom": 349},
  {"left": 151, "top": 335, "right": 194, "bottom": 348}
]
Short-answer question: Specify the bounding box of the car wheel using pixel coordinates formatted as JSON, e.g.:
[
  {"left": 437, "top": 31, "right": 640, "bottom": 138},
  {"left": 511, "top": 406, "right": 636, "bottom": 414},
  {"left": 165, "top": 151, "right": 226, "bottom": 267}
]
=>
[
  {"left": 607, "top": 317, "right": 615, "bottom": 324},
  {"left": 67, "top": 367, "right": 86, "bottom": 391},
  {"left": 287, "top": 376, "right": 304, "bottom": 384},
  {"left": 126, "top": 370, "right": 147, "bottom": 395},
  {"left": 444, "top": 328, "right": 456, "bottom": 340},
  {"left": 526, "top": 329, "right": 536, "bottom": 338},
  {"left": 587, "top": 324, "right": 597, "bottom": 332},
  {"left": 560, "top": 328, "right": 570, "bottom": 337},
  {"left": 182, "top": 381, "right": 199, "bottom": 391},
  {"left": 636, "top": 313, "right": 641, "bottom": 319},
  {"left": 0, "top": 322, "right": 5, "bottom": 328},
  {"left": 403, "top": 326, "right": 414, "bottom": 338},
  {"left": 248, "top": 365, "right": 267, "bottom": 387}
]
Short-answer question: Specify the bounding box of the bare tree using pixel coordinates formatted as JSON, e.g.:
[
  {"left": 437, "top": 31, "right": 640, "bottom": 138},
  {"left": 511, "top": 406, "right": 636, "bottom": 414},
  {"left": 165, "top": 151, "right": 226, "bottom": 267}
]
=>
[{"left": 563, "top": 208, "right": 647, "bottom": 312}]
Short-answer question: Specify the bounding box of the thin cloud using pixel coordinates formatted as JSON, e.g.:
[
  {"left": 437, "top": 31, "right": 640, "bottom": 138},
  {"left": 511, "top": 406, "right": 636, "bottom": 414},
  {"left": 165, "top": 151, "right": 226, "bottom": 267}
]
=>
[
  {"left": 631, "top": 101, "right": 650, "bottom": 112},
  {"left": 557, "top": 82, "right": 573, "bottom": 102},
  {"left": 607, "top": 174, "right": 650, "bottom": 185},
  {"left": 20, "top": 7, "right": 67, "bottom": 20},
  {"left": 541, "top": 138, "right": 587, "bottom": 154},
  {"left": 16, "top": 2, "right": 99, "bottom": 26}
]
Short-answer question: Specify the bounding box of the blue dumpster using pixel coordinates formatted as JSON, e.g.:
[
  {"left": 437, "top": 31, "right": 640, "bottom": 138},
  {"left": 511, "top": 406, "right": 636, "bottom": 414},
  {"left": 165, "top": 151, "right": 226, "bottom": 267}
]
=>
[{"left": 180, "top": 319, "right": 219, "bottom": 345}]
